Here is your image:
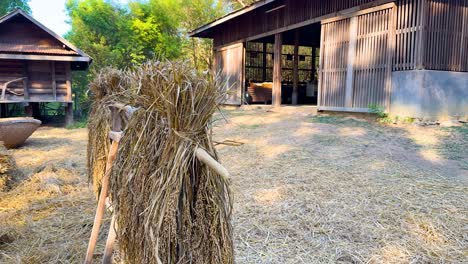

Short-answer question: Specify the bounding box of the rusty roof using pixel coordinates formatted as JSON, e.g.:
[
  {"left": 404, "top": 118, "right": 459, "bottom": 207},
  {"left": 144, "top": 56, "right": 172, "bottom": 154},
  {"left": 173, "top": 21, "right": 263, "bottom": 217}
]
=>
[
  {"left": 0, "top": 42, "right": 79, "bottom": 56},
  {"left": 0, "top": 9, "right": 91, "bottom": 63}
]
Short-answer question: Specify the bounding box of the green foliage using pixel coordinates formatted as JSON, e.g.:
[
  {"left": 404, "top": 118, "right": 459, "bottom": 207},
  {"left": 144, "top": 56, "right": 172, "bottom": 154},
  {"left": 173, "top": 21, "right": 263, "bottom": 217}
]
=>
[
  {"left": 65, "top": 0, "right": 227, "bottom": 117},
  {"left": 368, "top": 104, "right": 387, "bottom": 118},
  {"left": 66, "top": 118, "right": 88, "bottom": 130},
  {"left": 0, "top": 0, "right": 31, "bottom": 16}
]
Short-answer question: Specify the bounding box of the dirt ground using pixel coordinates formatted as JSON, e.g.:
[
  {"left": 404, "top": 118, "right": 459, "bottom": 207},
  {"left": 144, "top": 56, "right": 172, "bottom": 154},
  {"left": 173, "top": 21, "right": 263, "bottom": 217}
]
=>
[{"left": 0, "top": 107, "right": 467, "bottom": 263}]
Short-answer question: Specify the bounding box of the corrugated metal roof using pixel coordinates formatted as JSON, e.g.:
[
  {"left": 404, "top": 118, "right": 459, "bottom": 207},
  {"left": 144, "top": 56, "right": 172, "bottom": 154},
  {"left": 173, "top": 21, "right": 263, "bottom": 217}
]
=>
[{"left": 0, "top": 42, "right": 78, "bottom": 56}]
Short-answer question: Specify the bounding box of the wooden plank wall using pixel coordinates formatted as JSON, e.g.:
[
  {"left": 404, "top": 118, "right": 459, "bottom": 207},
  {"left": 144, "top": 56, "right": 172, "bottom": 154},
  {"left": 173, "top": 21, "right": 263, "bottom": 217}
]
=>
[
  {"left": 0, "top": 60, "right": 72, "bottom": 103},
  {"left": 424, "top": 0, "right": 468, "bottom": 71},
  {"left": 0, "top": 60, "right": 25, "bottom": 101}
]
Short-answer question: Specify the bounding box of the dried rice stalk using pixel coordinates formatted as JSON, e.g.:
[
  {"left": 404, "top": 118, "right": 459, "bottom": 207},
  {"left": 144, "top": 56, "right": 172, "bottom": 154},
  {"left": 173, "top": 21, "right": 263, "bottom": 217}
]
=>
[{"left": 88, "top": 61, "right": 233, "bottom": 263}]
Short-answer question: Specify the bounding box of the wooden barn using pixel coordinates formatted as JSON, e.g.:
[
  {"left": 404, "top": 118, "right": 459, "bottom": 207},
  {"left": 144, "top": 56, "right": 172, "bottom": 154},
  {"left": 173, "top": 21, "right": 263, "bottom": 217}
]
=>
[
  {"left": 0, "top": 9, "right": 91, "bottom": 125},
  {"left": 191, "top": 0, "right": 468, "bottom": 119}
]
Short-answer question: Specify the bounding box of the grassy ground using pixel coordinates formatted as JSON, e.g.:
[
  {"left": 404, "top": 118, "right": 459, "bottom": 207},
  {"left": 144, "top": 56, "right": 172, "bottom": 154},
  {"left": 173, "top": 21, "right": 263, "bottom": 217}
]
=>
[{"left": 1, "top": 107, "right": 467, "bottom": 263}]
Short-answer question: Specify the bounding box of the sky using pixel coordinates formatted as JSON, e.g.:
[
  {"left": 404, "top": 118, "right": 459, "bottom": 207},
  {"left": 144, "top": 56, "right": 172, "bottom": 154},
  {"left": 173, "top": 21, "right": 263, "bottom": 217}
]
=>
[{"left": 29, "top": 0, "right": 129, "bottom": 37}]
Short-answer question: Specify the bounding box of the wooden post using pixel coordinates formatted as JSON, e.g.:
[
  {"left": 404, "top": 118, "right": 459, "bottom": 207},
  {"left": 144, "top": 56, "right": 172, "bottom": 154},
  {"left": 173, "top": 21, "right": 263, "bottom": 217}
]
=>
[
  {"left": 385, "top": 6, "right": 397, "bottom": 112},
  {"left": 24, "top": 103, "right": 33, "bottom": 117},
  {"left": 51, "top": 62, "right": 57, "bottom": 101},
  {"left": 292, "top": 30, "right": 300, "bottom": 105},
  {"left": 65, "top": 62, "right": 72, "bottom": 102},
  {"left": 273, "top": 33, "right": 282, "bottom": 107},
  {"left": 23, "top": 62, "right": 29, "bottom": 101},
  {"left": 262, "top": 42, "right": 267, "bottom": 82},
  {"left": 345, "top": 17, "right": 358, "bottom": 108},
  {"left": 65, "top": 103, "right": 73, "bottom": 126}
]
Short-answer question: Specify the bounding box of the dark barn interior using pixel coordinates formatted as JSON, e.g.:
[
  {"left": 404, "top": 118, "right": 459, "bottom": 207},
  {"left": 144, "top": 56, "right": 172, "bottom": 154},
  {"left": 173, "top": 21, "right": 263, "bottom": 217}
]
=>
[{"left": 245, "top": 23, "right": 321, "bottom": 105}]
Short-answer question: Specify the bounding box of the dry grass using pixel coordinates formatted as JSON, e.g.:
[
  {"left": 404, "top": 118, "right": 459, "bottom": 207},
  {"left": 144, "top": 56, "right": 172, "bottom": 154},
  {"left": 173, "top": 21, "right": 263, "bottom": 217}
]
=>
[{"left": 0, "top": 106, "right": 467, "bottom": 263}]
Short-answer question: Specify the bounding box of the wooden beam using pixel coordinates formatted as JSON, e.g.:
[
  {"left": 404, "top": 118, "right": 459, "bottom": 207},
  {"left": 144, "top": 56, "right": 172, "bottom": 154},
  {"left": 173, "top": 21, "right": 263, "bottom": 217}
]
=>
[
  {"left": 345, "top": 17, "right": 358, "bottom": 108},
  {"left": 292, "top": 30, "right": 299, "bottom": 105},
  {"left": 272, "top": 33, "right": 282, "bottom": 107},
  {"left": 317, "top": 106, "right": 371, "bottom": 113},
  {"left": 189, "top": 0, "right": 277, "bottom": 37}
]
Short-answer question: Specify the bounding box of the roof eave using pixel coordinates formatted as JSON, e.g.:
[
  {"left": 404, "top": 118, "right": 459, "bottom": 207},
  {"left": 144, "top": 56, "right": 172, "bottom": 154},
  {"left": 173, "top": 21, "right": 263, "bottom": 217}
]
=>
[{"left": 189, "top": 0, "right": 278, "bottom": 38}]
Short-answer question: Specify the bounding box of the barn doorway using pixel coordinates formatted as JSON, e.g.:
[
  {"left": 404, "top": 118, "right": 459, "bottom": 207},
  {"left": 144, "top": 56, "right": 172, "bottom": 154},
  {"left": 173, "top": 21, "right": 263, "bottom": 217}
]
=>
[{"left": 244, "top": 23, "right": 321, "bottom": 105}]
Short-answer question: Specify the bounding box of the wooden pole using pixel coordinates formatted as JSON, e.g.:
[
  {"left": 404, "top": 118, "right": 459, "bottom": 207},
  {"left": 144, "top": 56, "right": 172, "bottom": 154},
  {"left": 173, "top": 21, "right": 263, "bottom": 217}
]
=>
[
  {"left": 84, "top": 108, "right": 122, "bottom": 264},
  {"left": 84, "top": 140, "right": 119, "bottom": 264},
  {"left": 195, "top": 148, "right": 230, "bottom": 179},
  {"left": 65, "top": 103, "right": 74, "bottom": 126},
  {"left": 102, "top": 215, "right": 117, "bottom": 264},
  {"left": 292, "top": 29, "right": 300, "bottom": 105},
  {"left": 272, "top": 33, "right": 282, "bottom": 107}
]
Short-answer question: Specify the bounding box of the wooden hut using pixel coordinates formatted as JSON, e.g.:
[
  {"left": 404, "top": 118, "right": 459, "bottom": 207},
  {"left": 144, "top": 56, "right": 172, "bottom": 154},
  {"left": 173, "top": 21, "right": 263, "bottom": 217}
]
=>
[
  {"left": 191, "top": 0, "right": 468, "bottom": 119},
  {"left": 0, "top": 9, "right": 91, "bottom": 125}
]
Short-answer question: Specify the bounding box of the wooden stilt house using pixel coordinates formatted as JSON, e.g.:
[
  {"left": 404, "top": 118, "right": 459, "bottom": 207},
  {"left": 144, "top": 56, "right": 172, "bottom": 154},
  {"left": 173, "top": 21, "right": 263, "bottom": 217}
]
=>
[
  {"left": 191, "top": 0, "right": 468, "bottom": 119},
  {"left": 0, "top": 9, "right": 92, "bottom": 125}
]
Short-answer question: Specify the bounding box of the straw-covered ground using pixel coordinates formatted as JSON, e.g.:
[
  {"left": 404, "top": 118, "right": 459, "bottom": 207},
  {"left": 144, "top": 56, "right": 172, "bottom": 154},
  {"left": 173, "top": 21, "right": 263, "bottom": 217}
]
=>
[{"left": 1, "top": 107, "right": 467, "bottom": 263}]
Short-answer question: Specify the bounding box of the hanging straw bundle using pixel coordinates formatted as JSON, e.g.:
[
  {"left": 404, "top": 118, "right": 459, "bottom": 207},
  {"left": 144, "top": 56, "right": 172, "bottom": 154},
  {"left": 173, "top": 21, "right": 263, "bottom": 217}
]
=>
[
  {"left": 88, "top": 61, "right": 233, "bottom": 263},
  {"left": 87, "top": 68, "right": 132, "bottom": 195}
]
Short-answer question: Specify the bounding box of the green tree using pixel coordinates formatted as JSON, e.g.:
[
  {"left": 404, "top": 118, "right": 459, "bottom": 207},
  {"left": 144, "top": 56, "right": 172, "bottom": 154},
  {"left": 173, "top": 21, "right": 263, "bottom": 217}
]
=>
[
  {"left": 0, "top": 0, "right": 31, "bottom": 16},
  {"left": 180, "top": 0, "right": 225, "bottom": 70}
]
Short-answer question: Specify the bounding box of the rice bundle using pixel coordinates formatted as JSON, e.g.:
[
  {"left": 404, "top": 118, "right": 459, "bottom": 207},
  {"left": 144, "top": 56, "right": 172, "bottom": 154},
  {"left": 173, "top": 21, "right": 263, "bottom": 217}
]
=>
[{"left": 88, "top": 61, "right": 233, "bottom": 263}]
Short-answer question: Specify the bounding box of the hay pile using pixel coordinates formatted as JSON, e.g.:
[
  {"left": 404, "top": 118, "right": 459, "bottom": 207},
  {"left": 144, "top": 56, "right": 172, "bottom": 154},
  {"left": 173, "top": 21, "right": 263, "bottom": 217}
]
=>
[
  {"left": 88, "top": 61, "right": 233, "bottom": 263},
  {"left": 0, "top": 144, "right": 20, "bottom": 191}
]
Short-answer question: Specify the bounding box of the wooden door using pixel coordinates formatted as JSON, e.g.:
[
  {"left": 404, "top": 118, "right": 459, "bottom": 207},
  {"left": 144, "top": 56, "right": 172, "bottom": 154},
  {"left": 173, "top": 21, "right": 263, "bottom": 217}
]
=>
[
  {"left": 352, "top": 7, "right": 395, "bottom": 109},
  {"left": 319, "top": 4, "right": 395, "bottom": 112},
  {"left": 318, "top": 18, "right": 351, "bottom": 108},
  {"left": 214, "top": 43, "right": 244, "bottom": 105}
]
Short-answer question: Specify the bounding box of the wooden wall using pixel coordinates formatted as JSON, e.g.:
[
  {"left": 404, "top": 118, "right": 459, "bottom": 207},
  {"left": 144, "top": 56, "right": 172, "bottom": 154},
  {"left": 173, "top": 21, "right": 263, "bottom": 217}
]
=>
[
  {"left": 319, "top": 5, "right": 395, "bottom": 110},
  {"left": 0, "top": 60, "right": 72, "bottom": 103}
]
